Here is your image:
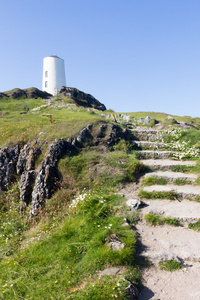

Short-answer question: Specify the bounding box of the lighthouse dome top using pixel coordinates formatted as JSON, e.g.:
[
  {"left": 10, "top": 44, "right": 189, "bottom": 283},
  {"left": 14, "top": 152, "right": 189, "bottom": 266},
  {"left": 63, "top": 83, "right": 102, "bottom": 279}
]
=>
[{"left": 45, "top": 55, "right": 64, "bottom": 60}]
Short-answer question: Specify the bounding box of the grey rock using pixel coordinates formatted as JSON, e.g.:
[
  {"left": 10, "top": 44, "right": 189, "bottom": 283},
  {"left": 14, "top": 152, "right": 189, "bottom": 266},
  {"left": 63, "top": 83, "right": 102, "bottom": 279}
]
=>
[
  {"left": 0, "top": 145, "right": 20, "bottom": 190},
  {"left": 59, "top": 86, "right": 106, "bottom": 111},
  {"left": 100, "top": 267, "right": 120, "bottom": 275},
  {"left": 96, "top": 124, "right": 107, "bottom": 138},
  {"left": 144, "top": 116, "right": 152, "bottom": 125},
  {"left": 73, "top": 124, "right": 93, "bottom": 147},
  {"left": 20, "top": 171, "right": 35, "bottom": 210},
  {"left": 17, "top": 141, "right": 41, "bottom": 175},
  {"left": 107, "top": 234, "right": 126, "bottom": 251},
  {"left": 107, "top": 125, "right": 122, "bottom": 147},
  {"left": 138, "top": 118, "right": 144, "bottom": 124},
  {"left": 109, "top": 241, "right": 126, "bottom": 251},
  {"left": 126, "top": 199, "right": 141, "bottom": 211},
  {"left": 167, "top": 115, "right": 174, "bottom": 120},
  {"left": 1, "top": 87, "right": 51, "bottom": 99},
  {"left": 31, "top": 139, "right": 69, "bottom": 216},
  {"left": 124, "top": 280, "right": 139, "bottom": 300}
]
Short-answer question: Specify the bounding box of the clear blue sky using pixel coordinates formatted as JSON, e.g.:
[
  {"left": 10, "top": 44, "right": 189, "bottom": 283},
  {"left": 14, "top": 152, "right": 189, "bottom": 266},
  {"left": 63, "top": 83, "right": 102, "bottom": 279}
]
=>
[{"left": 1, "top": 0, "right": 200, "bottom": 117}]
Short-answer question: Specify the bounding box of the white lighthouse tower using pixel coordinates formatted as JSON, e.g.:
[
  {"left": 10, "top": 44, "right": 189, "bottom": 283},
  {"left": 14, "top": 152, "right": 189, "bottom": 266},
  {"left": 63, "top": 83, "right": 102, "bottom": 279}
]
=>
[{"left": 42, "top": 55, "right": 66, "bottom": 96}]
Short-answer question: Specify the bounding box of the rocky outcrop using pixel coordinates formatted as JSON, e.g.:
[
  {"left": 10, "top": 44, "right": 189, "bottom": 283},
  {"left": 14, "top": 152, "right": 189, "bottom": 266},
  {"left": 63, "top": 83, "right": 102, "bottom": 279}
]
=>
[
  {"left": 0, "top": 122, "right": 139, "bottom": 215},
  {"left": 0, "top": 87, "right": 51, "bottom": 99},
  {"left": 30, "top": 139, "right": 71, "bottom": 216},
  {"left": 0, "top": 145, "right": 20, "bottom": 190},
  {"left": 107, "top": 125, "right": 123, "bottom": 147},
  {"left": 17, "top": 141, "right": 41, "bottom": 175},
  {"left": 20, "top": 171, "right": 35, "bottom": 211},
  {"left": 96, "top": 124, "right": 107, "bottom": 138},
  {"left": 59, "top": 86, "right": 106, "bottom": 111},
  {"left": 67, "top": 124, "right": 93, "bottom": 148},
  {"left": 107, "top": 125, "right": 134, "bottom": 147}
]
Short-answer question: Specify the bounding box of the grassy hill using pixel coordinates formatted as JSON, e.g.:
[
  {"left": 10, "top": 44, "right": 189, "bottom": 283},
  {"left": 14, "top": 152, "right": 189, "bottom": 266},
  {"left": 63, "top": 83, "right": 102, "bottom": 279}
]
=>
[{"left": 0, "top": 90, "right": 200, "bottom": 299}]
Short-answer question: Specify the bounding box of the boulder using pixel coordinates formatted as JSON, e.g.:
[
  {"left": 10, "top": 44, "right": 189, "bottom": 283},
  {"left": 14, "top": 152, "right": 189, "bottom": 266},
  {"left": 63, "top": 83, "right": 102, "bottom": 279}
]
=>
[
  {"left": 126, "top": 199, "right": 141, "bottom": 211},
  {"left": 107, "top": 234, "right": 126, "bottom": 251},
  {"left": 144, "top": 116, "right": 152, "bottom": 125}
]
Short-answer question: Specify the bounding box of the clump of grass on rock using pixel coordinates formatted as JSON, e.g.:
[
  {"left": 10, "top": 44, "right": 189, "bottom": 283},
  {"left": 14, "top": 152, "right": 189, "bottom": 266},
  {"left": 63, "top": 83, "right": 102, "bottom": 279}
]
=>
[{"left": 159, "top": 260, "right": 183, "bottom": 271}]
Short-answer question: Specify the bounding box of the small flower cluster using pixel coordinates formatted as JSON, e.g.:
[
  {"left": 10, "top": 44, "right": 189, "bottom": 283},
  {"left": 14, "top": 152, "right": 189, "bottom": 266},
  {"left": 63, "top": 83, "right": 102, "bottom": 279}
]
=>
[
  {"left": 161, "top": 128, "right": 200, "bottom": 160},
  {"left": 69, "top": 190, "right": 92, "bottom": 209},
  {"left": 162, "top": 128, "right": 185, "bottom": 141}
]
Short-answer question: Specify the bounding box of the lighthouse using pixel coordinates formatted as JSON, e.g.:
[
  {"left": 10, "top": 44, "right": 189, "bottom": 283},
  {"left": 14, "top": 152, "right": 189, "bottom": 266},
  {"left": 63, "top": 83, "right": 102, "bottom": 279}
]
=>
[{"left": 42, "top": 55, "right": 66, "bottom": 96}]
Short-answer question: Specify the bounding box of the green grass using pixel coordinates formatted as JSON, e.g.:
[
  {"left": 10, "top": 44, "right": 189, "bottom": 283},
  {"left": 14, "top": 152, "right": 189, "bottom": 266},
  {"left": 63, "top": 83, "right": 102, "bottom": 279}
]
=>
[
  {"left": 188, "top": 221, "right": 200, "bottom": 231},
  {"left": 58, "top": 149, "right": 146, "bottom": 191},
  {"left": 0, "top": 190, "right": 140, "bottom": 299},
  {"left": 171, "top": 165, "right": 195, "bottom": 173},
  {"left": 159, "top": 260, "right": 183, "bottom": 271},
  {"left": 138, "top": 189, "right": 181, "bottom": 200},
  {"left": 141, "top": 176, "right": 167, "bottom": 186},
  {"left": 174, "top": 179, "right": 191, "bottom": 185},
  {"left": 144, "top": 213, "right": 180, "bottom": 227},
  {"left": 0, "top": 97, "right": 104, "bottom": 147},
  {"left": 179, "top": 129, "right": 200, "bottom": 146},
  {"left": 2, "top": 94, "right": 200, "bottom": 298}
]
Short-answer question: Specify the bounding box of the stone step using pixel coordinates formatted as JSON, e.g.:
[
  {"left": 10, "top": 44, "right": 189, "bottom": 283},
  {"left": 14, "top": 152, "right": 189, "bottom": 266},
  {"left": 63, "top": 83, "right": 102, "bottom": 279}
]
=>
[
  {"left": 141, "top": 184, "right": 200, "bottom": 200},
  {"left": 132, "top": 128, "right": 158, "bottom": 134},
  {"left": 137, "top": 150, "right": 172, "bottom": 159},
  {"left": 136, "top": 222, "right": 200, "bottom": 264},
  {"left": 143, "top": 171, "right": 198, "bottom": 183},
  {"left": 140, "top": 199, "right": 200, "bottom": 222},
  {"left": 140, "top": 159, "right": 196, "bottom": 170},
  {"left": 133, "top": 140, "right": 168, "bottom": 149},
  {"left": 132, "top": 133, "right": 163, "bottom": 141}
]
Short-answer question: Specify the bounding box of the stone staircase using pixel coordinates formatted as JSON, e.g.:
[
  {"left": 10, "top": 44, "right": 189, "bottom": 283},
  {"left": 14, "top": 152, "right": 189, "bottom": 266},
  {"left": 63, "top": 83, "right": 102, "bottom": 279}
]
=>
[{"left": 127, "top": 127, "right": 200, "bottom": 299}]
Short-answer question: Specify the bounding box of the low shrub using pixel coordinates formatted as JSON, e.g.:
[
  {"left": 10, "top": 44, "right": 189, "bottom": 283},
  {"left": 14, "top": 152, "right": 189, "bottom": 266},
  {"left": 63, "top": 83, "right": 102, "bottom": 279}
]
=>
[{"left": 188, "top": 221, "right": 200, "bottom": 231}]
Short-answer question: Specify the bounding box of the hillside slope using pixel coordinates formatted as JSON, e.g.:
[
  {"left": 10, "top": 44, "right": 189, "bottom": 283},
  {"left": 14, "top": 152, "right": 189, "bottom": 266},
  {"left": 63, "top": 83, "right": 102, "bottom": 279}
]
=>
[{"left": 0, "top": 90, "right": 200, "bottom": 299}]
